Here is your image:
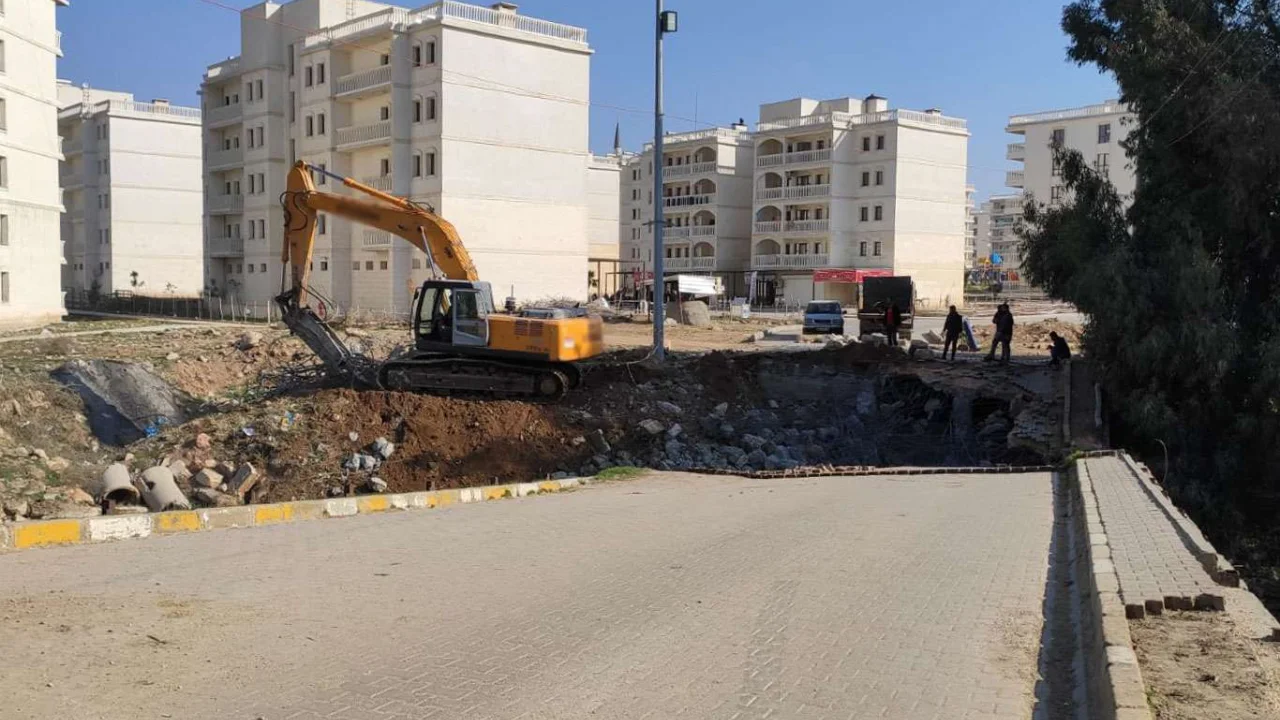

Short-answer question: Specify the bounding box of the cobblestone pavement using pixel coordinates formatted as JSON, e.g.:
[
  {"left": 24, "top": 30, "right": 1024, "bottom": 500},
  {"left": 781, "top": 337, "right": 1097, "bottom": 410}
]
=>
[
  {"left": 0, "top": 471, "right": 1054, "bottom": 720},
  {"left": 1082, "top": 457, "right": 1218, "bottom": 608}
]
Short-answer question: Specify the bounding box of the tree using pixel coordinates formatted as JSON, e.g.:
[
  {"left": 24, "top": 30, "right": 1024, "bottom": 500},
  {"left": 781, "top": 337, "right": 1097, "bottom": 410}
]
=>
[{"left": 1021, "top": 1, "right": 1280, "bottom": 523}]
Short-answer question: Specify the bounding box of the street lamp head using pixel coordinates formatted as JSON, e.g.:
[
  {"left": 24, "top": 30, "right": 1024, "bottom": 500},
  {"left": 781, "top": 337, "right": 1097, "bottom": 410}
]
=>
[{"left": 659, "top": 10, "right": 678, "bottom": 34}]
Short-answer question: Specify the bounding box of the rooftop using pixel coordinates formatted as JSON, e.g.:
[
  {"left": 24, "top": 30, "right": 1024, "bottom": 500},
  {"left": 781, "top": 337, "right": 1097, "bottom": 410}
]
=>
[
  {"left": 302, "top": 1, "right": 588, "bottom": 50},
  {"left": 642, "top": 126, "right": 752, "bottom": 152},
  {"left": 755, "top": 109, "right": 967, "bottom": 134},
  {"left": 58, "top": 98, "right": 201, "bottom": 123},
  {"left": 1007, "top": 100, "right": 1129, "bottom": 128}
]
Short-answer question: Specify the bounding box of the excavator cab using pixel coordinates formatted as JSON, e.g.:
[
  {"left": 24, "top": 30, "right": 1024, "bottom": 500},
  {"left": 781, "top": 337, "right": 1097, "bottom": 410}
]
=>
[{"left": 414, "top": 280, "right": 495, "bottom": 349}]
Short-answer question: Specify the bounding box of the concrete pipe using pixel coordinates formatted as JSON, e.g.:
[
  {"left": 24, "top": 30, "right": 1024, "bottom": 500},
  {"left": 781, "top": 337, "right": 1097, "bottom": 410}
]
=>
[
  {"left": 140, "top": 466, "right": 191, "bottom": 512},
  {"left": 98, "top": 463, "right": 140, "bottom": 505}
]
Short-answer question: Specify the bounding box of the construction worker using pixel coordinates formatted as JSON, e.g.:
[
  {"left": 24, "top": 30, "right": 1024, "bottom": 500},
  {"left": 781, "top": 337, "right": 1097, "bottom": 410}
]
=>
[
  {"left": 985, "top": 303, "right": 1014, "bottom": 363},
  {"left": 1049, "top": 330, "right": 1072, "bottom": 366},
  {"left": 942, "top": 305, "right": 963, "bottom": 361}
]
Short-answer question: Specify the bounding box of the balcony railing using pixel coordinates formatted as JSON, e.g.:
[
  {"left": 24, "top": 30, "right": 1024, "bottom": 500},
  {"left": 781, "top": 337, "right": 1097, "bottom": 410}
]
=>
[
  {"left": 363, "top": 230, "right": 393, "bottom": 249},
  {"left": 207, "top": 147, "right": 244, "bottom": 170},
  {"left": 754, "top": 221, "right": 782, "bottom": 234},
  {"left": 784, "top": 184, "right": 831, "bottom": 200},
  {"left": 756, "top": 187, "right": 784, "bottom": 201},
  {"left": 359, "top": 176, "right": 393, "bottom": 192},
  {"left": 785, "top": 219, "right": 830, "bottom": 234},
  {"left": 662, "top": 161, "right": 717, "bottom": 178},
  {"left": 208, "top": 236, "right": 245, "bottom": 257},
  {"left": 785, "top": 149, "right": 832, "bottom": 165},
  {"left": 758, "top": 109, "right": 967, "bottom": 133},
  {"left": 690, "top": 225, "right": 716, "bottom": 237},
  {"left": 1006, "top": 170, "right": 1025, "bottom": 188},
  {"left": 206, "top": 103, "right": 242, "bottom": 127},
  {"left": 662, "top": 193, "right": 715, "bottom": 208},
  {"left": 335, "top": 65, "right": 393, "bottom": 96},
  {"left": 208, "top": 194, "right": 244, "bottom": 215},
  {"left": 1007, "top": 101, "right": 1126, "bottom": 127},
  {"left": 413, "top": 1, "right": 589, "bottom": 45},
  {"left": 665, "top": 227, "right": 692, "bottom": 239},
  {"left": 304, "top": 7, "right": 411, "bottom": 48},
  {"left": 335, "top": 121, "right": 392, "bottom": 148},
  {"left": 666, "top": 257, "right": 716, "bottom": 271},
  {"left": 753, "top": 253, "right": 829, "bottom": 269},
  {"left": 756, "top": 153, "right": 784, "bottom": 168},
  {"left": 1007, "top": 143, "right": 1025, "bottom": 161}
]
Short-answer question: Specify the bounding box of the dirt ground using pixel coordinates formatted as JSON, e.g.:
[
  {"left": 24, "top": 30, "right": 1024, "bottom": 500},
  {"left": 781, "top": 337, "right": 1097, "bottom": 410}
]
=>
[
  {"left": 1132, "top": 610, "right": 1280, "bottom": 719},
  {"left": 601, "top": 317, "right": 783, "bottom": 351}
]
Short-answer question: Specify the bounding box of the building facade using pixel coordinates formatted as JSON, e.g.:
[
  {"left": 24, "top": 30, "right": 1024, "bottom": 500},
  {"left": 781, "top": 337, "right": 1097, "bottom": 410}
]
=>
[
  {"left": 964, "top": 184, "right": 976, "bottom": 268},
  {"left": 59, "top": 84, "right": 203, "bottom": 295},
  {"left": 587, "top": 152, "right": 622, "bottom": 299},
  {"left": 979, "top": 194, "right": 1024, "bottom": 281},
  {"left": 618, "top": 125, "right": 754, "bottom": 295},
  {"left": 201, "top": 0, "right": 592, "bottom": 314},
  {"left": 0, "top": 0, "right": 67, "bottom": 327},
  {"left": 749, "top": 96, "right": 969, "bottom": 309},
  {"left": 1005, "top": 100, "right": 1135, "bottom": 206}
]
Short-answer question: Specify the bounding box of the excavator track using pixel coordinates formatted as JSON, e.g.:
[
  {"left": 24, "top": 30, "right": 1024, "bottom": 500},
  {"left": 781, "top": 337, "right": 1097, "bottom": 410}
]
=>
[{"left": 377, "top": 356, "right": 572, "bottom": 402}]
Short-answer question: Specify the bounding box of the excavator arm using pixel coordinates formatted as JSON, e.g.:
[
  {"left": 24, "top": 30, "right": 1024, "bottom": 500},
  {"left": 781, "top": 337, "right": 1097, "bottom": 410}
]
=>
[{"left": 274, "top": 160, "right": 479, "bottom": 383}]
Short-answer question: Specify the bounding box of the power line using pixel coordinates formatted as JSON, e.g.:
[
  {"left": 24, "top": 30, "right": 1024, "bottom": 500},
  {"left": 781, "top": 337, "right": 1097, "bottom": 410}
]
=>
[{"left": 1166, "top": 53, "right": 1276, "bottom": 147}]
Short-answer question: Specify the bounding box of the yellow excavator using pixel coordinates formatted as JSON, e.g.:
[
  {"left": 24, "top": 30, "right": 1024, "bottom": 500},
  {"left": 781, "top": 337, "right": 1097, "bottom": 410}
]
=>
[{"left": 275, "top": 160, "right": 604, "bottom": 401}]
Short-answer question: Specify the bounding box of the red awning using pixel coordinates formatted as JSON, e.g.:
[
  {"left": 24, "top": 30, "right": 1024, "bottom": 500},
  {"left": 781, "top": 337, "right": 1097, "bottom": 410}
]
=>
[{"left": 812, "top": 268, "right": 892, "bottom": 283}]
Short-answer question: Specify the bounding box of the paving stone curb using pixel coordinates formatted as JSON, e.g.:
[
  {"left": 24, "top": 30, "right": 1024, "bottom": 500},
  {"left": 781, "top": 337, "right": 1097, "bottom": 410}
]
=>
[
  {"left": 0, "top": 478, "right": 588, "bottom": 552},
  {"left": 1117, "top": 452, "right": 1240, "bottom": 587},
  {"left": 1071, "top": 460, "right": 1153, "bottom": 720}
]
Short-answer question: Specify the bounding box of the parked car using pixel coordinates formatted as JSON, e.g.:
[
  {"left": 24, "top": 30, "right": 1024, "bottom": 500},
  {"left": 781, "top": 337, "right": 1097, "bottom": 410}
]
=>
[{"left": 803, "top": 300, "right": 845, "bottom": 335}]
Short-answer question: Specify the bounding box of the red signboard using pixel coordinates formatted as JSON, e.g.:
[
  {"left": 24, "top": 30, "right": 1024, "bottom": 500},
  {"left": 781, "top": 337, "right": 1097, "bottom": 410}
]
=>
[{"left": 812, "top": 268, "right": 892, "bottom": 283}]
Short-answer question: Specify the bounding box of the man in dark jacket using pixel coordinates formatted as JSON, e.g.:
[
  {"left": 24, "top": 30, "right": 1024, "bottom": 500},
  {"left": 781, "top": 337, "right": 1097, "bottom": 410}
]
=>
[
  {"left": 1049, "top": 330, "right": 1072, "bottom": 366},
  {"left": 985, "top": 303, "right": 1014, "bottom": 363},
  {"left": 942, "top": 305, "right": 963, "bottom": 361},
  {"left": 884, "top": 302, "right": 902, "bottom": 346}
]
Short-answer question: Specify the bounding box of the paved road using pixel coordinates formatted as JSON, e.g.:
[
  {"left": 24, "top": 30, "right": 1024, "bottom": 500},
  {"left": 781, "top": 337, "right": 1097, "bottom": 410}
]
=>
[{"left": 0, "top": 472, "right": 1055, "bottom": 719}]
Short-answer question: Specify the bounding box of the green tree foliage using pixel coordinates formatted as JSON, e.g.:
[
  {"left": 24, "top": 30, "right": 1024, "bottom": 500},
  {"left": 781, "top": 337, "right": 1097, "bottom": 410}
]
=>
[{"left": 1020, "top": 0, "right": 1280, "bottom": 521}]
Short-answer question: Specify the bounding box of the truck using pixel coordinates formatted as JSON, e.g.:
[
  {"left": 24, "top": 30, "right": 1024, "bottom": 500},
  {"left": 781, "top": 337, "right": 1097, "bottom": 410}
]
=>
[{"left": 857, "top": 276, "right": 915, "bottom": 342}]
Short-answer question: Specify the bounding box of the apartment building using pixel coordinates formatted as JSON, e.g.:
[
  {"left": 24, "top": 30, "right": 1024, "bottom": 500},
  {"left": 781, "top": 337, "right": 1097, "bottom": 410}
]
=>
[
  {"left": 619, "top": 124, "right": 754, "bottom": 291},
  {"left": 964, "top": 184, "right": 976, "bottom": 268},
  {"left": 0, "top": 0, "right": 67, "bottom": 327},
  {"left": 201, "top": 0, "right": 591, "bottom": 314},
  {"left": 977, "top": 193, "right": 1025, "bottom": 279},
  {"left": 58, "top": 84, "right": 203, "bottom": 295},
  {"left": 749, "top": 96, "right": 968, "bottom": 308},
  {"left": 1006, "top": 100, "right": 1135, "bottom": 206},
  {"left": 587, "top": 151, "right": 624, "bottom": 299}
]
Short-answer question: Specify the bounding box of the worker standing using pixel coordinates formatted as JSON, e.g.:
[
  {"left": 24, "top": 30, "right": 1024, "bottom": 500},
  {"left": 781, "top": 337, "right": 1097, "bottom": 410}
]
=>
[
  {"left": 884, "top": 302, "right": 902, "bottom": 347},
  {"left": 942, "top": 305, "right": 963, "bottom": 361},
  {"left": 985, "top": 303, "right": 1014, "bottom": 363}
]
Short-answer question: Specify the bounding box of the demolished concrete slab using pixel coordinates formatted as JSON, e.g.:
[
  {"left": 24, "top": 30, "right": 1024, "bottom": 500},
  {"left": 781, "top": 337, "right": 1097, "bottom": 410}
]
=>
[{"left": 52, "top": 360, "right": 194, "bottom": 446}]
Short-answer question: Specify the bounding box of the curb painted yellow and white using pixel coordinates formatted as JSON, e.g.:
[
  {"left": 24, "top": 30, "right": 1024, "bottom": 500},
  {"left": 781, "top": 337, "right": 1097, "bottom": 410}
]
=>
[{"left": 0, "top": 477, "right": 587, "bottom": 552}]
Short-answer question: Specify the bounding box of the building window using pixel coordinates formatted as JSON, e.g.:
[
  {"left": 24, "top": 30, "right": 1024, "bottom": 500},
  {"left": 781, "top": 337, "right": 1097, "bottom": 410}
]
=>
[
  {"left": 1098, "top": 123, "right": 1111, "bottom": 144},
  {"left": 380, "top": 53, "right": 390, "bottom": 66},
  {"left": 353, "top": 262, "right": 360, "bottom": 271},
  {"left": 875, "top": 134, "right": 885, "bottom": 150},
  {"left": 859, "top": 241, "right": 867, "bottom": 257},
  {"left": 379, "top": 260, "right": 388, "bottom": 270},
  {"left": 0, "top": 156, "right": 6, "bottom": 188},
  {"left": 316, "top": 63, "right": 326, "bottom": 84},
  {"left": 426, "top": 41, "right": 437, "bottom": 64},
  {"left": 380, "top": 105, "right": 390, "bottom": 121},
  {"left": 413, "top": 99, "right": 422, "bottom": 123},
  {"left": 861, "top": 136, "right": 870, "bottom": 152},
  {"left": 305, "top": 66, "right": 313, "bottom": 87},
  {"left": 1, "top": 271, "right": 9, "bottom": 304},
  {"left": 288, "top": 44, "right": 295, "bottom": 76},
  {"left": 248, "top": 264, "right": 255, "bottom": 274},
  {"left": 317, "top": 162, "right": 327, "bottom": 185},
  {"left": 0, "top": 214, "right": 7, "bottom": 245},
  {"left": 380, "top": 158, "right": 390, "bottom": 177},
  {"left": 248, "top": 221, "right": 255, "bottom": 240},
  {"left": 320, "top": 260, "right": 328, "bottom": 271},
  {"left": 1051, "top": 185, "right": 1065, "bottom": 203},
  {"left": 257, "top": 127, "right": 264, "bottom": 146},
  {"left": 305, "top": 116, "right": 313, "bottom": 137},
  {"left": 245, "top": 81, "right": 253, "bottom": 102},
  {"left": 317, "top": 214, "right": 327, "bottom": 234},
  {"left": 875, "top": 170, "right": 884, "bottom": 186},
  {"left": 859, "top": 206, "right": 868, "bottom": 222},
  {"left": 426, "top": 152, "right": 436, "bottom": 176},
  {"left": 874, "top": 205, "right": 883, "bottom": 221},
  {"left": 412, "top": 258, "right": 422, "bottom": 269},
  {"left": 365, "top": 261, "right": 374, "bottom": 270},
  {"left": 257, "top": 172, "right": 265, "bottom": 192},
  {"left": 412, "top": 44, "right": 422, "bottom": 67},
  {"left": 317, "top": 113, "right": 325, "bottom": 134},
  {"left": 0, "top": 97, "right": 6, "bottom": 131},
  {"left": 1051, "top": 157, "right": 1061, "bottom": 177},
  {"left": 290, "top": 92, "right": 296, "bottom": 123},
  {"left": 860, "top": 171, "right": 869, "bottom": 187},
  {"left": 255, "top": 79, "right": 263, "bottom": 100},
  {"left": 257, "top": 219, "right": 265, "bottom": 237},
  {"left": 1095, "top": 152, "right": 1110, "bottom": 175},
  {"left": 873, "top": 241, "right": 882, "bottom": 256},
  {"left": 1051, "top": 127, "right": 1066, "bottom": 146},
  {"left": 248, "top": 174, "right": 255, "bottom": 194},
  {"left": 427, "top": 97, "right": 437, "bottom": 120}
]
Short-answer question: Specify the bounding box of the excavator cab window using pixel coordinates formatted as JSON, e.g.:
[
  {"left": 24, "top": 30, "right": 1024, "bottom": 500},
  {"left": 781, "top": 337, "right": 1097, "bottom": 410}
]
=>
[{"left": 415, "top": 284, "right": 489, "bottom": 347}]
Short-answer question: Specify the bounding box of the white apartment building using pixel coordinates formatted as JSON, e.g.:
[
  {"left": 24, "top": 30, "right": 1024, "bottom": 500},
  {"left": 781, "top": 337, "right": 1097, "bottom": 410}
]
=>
[
  {"left": 749, "top": 96, "right": 968, "bottom": 308},
  {"left": 619, "top": 124, "right": 754, "bottom": 294},
  {"left": 59, "top": 84, "right": 203, "bottom": 295},
  {"left": 977, "top": 193, "right": 1024, "bottom": 279},
  {"left": 201, "top": 0, "right": 592, "bottom": 313},
  {"left": 964, "top": 184, "right": 976, "bottom": 268},
  {"left": 1006, "top": 100, "right": 1135, "bottom": 206},
  {"left": 587, "top": 151, "right": 624, "bottom": 299},
  {"left": 0, "top": 0, "right": 67, "bottom": 327}
]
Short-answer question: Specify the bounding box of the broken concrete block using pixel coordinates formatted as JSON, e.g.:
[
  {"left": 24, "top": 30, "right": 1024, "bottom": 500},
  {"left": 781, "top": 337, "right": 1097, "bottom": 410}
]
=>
[
  {"left": 372, "top": 437, "right": 395, "bottom": 460},
  {"left": 638, "top": 419, "right": 665, "bottom": 436},
  {"left": 358, "top": 454, "right": 378, "bottom": 471},
  {"left": 712, "top": 402, "right": 729, "bottom": 417},
  {"left": 191, "top": 468, "right": 224, "bottom": 490},
  {"left": 66, "top": 487, "right": 96, "bottom": 505},
  {"left": 234, "top": 331, "right": 264, "bottom": 350},
  {"left": 922, "top": 330, "right": 944, "bottom": 345},
  {"left": 212, "top": 461, "right": 236, "bottom": 478},
  {"left": 655, "top": 401, "right": 683, "bottom": 416},
  {"left": 98, "top": 463, "right": 141, "bottom": 505},
  {"left": 168, "top": 460, "right": 192, "bottom": 483},
  {"left": 139, "top": 466, "right": 191, "bottom": 512},
  {"left": 680, "top": 300, "right": 713, "bottom": 328},
  {"left": 195, "top": 433, "right": 212, "bottom": 450},
  {"left": 44, "top": 456, "right": 70, "bottom": 472},
  {"left": 367, "top": 477, "right": 388, "bottom": 493},
  {"left": 343, "top": 454, "right": 361, "bottom": 471},
  {"left": 666, "top": 423, "right": 683, "bottom": 439},
  {"left": 193, "top": 488, "right": 240, "bottom": 508},
  {"left": 165, "top": 352, "right": 180, "bottom": 361},
  {"left": 226, "top": 463, "right": 259, "bottom": 500},
  {"left": 586, "top": 429, "right": 611, "bottom": 454}
]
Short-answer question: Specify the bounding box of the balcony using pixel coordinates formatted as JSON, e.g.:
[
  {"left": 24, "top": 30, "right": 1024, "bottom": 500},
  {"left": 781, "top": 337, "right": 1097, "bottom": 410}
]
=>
[
  {"left": 1006, "top": 170, "right": 1025, "bottom": 188},
  {"left": 690, "top": 226, "right": 716, "bottom": 238},
  {"left": 207, "top": 147, "right": 244, "bottom": 170},
  {"left": 334, "top": 65, "right": 392, "bottom": 98},
  {"left": 665, "top": 227, "right": 692, "bottom": 239},
  {"left": 784, "top": 184, "right": 831, "bottom": 200},
  {"left": 785, "top": 219, "right": 830, "bottom": 234},
  {"left": 358, "top": 176, "right": 393, "bottom": 192},
  {"left": 662, "top": 193, "right": 715, "bottom": 208},
  {"left": 206, "top": 103, "right": 242, "bottom": 128},
  {"left": 1006, "top": 142, "right": 1025, "bottom": 161},
  {"left": 755, "top": 188, "right": 784, "bottom": 201},
  {"left": 208, "top": 236, "right": 245, "bottom": 257},
  {"left": 208, "top": 194, "right": 244, "bottom": 215},
  {"left": 362, "top": 230, "right": 393, "bottom": 249},
  {"left": 335, "top": 121, "right": 392, "bottom": 149},
  {"left": 754, "top": 221, "right": 782, "bottom": 234},
  {"left": 785, "top": 149, "right": 832, "bottom": 166},
  {"left": 665, "top": 257, "right": 716, "bottom": 271},
  {"left": 756, "top": 153, "right": 784, "bottom": 169},
  {"left": 662, "top": 161, "right": 717, "bottom": 178},
  {"left": 63, "top": 138, "right": 82, "bottom": 155},
  {"left": 753, "top": 253, "right": 829, "bottom": 269}
]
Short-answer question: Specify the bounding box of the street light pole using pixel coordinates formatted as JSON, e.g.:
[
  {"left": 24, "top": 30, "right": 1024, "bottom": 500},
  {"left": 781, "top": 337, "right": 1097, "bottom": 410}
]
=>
[{"left": 652, "top": 1, "right": 676, "bottom": 362}]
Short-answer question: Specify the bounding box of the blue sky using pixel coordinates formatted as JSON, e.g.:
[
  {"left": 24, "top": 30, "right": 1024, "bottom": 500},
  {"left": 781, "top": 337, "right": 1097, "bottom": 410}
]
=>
[{"left": 58, "top": 0, "right": 1117, "bottom": 201}]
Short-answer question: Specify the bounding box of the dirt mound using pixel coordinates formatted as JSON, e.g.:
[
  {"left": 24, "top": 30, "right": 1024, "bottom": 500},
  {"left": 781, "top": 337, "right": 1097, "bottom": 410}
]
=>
[{"left": 828, "top": 340, "right": 908, "bottom": 366}]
